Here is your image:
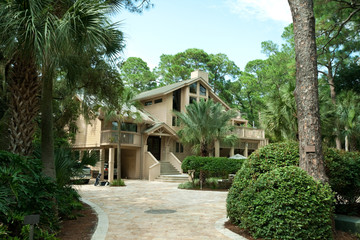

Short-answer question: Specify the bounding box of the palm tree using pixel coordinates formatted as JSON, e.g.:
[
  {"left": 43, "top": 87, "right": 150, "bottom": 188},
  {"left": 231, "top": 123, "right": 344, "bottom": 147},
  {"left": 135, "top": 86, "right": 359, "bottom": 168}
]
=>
[
  {"left": 337, "top": 91, "right": 360, "bottom": 151},
  {"left": 260, "top": 81, "right": 298, "bottom": 142},
  {"left": 175, "top": 99, "right": 237, "bottom": 156},
  {"left": 102, "top": 88, "right": 142, "bottom": 180},
  {"left": 0, "top": 0, "right": 124, "bottom": 179}
]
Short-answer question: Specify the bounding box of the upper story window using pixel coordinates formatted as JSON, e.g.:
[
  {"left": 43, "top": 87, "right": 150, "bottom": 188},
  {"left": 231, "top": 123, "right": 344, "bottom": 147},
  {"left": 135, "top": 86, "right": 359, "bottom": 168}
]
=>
[
  {"left": 189, "top": 83, "right": 197, "bottom": 94},
  {"left": 121, "top": 122, "right": 137, "bottom": 132},
  {"left": 154, "top": 98, "right": 162, "bottom": 104},
  {"left": 189, "top": 96, "right": 197, "bottom": 104},
  {"left": 173, "top": 89, "right": 181, "bottom": 111},
  {"left": 112, "top": 122, "right": 137, "bottom": 132},
  {"left": 145, "top": 101, "right": 152, "bottom": 106},
  {"left": 200, "top": 84, "right": 206, "bottom": 96}
]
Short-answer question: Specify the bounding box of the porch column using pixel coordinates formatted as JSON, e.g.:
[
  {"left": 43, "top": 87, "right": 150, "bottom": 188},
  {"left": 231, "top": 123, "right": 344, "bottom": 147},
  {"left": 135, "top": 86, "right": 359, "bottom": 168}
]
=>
[
  {"left": 244, "top": 143, "right": 248, "bottom": 157},
  {"left": 116, "top": 148, "right": 120, "bottom": 180},
  {"left": 109, "top": 148, "right": 115, "bottom": 182},
  {"left": 230, "top": 147, "right": 235, "bottom": 157},
  {"left": 100, "top": 149, "right": 105, "bottom": 181},
  {"left": 79, "top": 150, "right": 84, "bottom": 162},
  {"left": 215, "top": 140, "right": 220, "bottom": 157}
]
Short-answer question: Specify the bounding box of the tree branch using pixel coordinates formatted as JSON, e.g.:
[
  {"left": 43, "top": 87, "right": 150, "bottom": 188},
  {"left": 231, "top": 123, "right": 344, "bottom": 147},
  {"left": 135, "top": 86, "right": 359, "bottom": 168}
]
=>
[{"left": 322, "top": 7, "right": 360, "bottom": 49}]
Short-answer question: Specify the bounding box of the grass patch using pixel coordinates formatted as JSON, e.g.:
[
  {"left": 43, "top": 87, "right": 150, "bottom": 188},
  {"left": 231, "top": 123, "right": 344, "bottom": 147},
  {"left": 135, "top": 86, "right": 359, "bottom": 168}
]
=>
[{"left": 111, "top": 179, "right": 126, "bottom": 186}]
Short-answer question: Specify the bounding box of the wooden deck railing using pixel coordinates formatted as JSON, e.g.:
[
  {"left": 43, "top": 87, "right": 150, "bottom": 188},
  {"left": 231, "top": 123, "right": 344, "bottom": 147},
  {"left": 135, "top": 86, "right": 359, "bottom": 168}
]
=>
[{"left": 100, "top": 130, "right": 141, "bottom": 146}]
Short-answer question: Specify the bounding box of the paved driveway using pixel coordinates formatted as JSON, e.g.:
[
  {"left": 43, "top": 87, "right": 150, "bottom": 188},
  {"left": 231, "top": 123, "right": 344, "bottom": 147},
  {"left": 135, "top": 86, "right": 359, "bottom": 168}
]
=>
[{"left": 76, "top": 180, "right": 233, "bottom": 240}]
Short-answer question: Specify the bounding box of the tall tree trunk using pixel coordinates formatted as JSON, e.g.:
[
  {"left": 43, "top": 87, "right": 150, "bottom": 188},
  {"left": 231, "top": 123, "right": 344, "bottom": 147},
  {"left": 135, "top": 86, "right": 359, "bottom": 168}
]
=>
[
  {"left": 8, "top": 54, "right": 39, "bottom": 156},
  {"left": 288, "top": 0, "right": 328, "bottom": 182},
  {"left": 344, "top": 127, "right": 349, "bottom": 152},
  {"left": 327, "top": 63, "right": 342, "bottom": 149},
  {"left": 41, "top": 67, "right": 56, "bottom": 179}
]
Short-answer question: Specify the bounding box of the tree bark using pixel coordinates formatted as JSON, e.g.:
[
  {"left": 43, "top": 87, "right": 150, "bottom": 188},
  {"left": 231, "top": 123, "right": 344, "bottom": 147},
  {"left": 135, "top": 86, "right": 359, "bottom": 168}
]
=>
[
  {"left": 327, "top": 62, "right": 342, "bottom": 149},
  {"left": 41, "top": 67, "right": 56, "bottom": 179},
  {"left": 288, "top": 0, "right": 328, "bottom": 182},
  {"left": 8, "top": 53, "right": 39, "bottom": 156}
]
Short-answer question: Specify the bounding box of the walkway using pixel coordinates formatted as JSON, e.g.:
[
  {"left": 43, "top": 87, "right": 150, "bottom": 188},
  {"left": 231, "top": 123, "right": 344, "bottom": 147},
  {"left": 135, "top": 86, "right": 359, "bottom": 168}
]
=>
[{"left": 76, "top": 180, "right": 237, "bottom": 240}]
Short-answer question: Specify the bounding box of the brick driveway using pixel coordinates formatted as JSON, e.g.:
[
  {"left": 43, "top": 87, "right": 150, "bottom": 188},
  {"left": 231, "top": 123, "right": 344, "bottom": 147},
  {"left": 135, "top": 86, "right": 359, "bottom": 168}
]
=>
[{"left": 76, "top": 180, "right": 234, "bottom": 240}]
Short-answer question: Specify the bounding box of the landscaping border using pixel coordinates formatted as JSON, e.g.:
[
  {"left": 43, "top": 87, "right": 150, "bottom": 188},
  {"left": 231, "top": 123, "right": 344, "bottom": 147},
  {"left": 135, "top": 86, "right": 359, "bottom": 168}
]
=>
[{"left": 80, "top": 198, "right": 109, "bottom": 240}]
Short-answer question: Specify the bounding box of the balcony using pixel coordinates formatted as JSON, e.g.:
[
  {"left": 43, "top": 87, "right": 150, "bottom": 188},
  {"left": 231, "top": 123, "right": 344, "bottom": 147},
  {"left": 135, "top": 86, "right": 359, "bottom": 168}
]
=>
[
  {"left": 233, "top": 127, "right": 265, "bottom": 139},
  {"left": 101, "top": 130, "right": 141, "bottom": 146}
]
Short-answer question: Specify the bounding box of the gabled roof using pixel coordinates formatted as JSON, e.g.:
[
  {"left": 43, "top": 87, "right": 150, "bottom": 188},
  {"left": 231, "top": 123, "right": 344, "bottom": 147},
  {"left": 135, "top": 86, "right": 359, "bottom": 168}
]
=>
[
  {"left": 133, "top": 77, "right": 209, "bottom": 101},
  {"left": 133, "top": 77, "right": 231, "bottom": 110},
  {"left": 143, "top": 122, "right": 178, "bottom": 138}
]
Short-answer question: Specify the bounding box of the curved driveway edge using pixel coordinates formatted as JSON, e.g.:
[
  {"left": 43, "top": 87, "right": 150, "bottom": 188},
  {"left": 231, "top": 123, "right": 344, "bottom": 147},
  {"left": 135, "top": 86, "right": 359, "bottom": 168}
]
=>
[
  {"left": 80, "top": 197, "right": 108, "bottom": 240},
  {"left": 215, "top": 218, "right": 248, "bottom": 240}
]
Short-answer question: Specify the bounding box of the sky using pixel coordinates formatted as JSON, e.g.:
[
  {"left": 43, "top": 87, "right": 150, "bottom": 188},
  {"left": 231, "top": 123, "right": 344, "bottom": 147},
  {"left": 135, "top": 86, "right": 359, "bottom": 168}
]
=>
[{"left": 113, "top": 0, "right": 292, "bottom": 71}]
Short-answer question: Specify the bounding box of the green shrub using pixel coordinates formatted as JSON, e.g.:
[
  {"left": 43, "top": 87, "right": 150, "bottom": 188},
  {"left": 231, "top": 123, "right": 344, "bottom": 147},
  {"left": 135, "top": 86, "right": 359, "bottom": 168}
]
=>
[
  {"left": 178, "top": 180, "right": 199, "bottom": 189},
  {"left": 0, "top": 151, "right": 59, "bottom": 237},
  {"left": 324, "top": 148, "right": 360, "bottom": 206},
  {"left": 181, "top": 156, "right": 244, "bottom": 178},
  {"left": 111, "top": 179, "right": 126, "bottom": 186},
  {"left": 227, "top": 141, "right": 299, "bottom": 223},
  {"left": 237, "top": 166, "right": 334, "bottom": 240},
  {"left": 0, "top": 151, "right": 84, "bottom": 238}
]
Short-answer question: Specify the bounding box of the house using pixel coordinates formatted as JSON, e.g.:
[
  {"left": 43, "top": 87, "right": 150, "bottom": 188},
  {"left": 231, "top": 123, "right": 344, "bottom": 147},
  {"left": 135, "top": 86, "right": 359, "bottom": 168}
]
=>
[{"left": 72, "top": 70, "right": 268, "bottom": 182}]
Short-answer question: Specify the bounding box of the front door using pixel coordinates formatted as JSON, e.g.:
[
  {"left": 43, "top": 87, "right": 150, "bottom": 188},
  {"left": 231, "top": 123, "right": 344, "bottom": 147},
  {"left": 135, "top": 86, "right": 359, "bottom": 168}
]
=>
[{"left": 147, "top": 136, "right": 161, "bottom": 160}]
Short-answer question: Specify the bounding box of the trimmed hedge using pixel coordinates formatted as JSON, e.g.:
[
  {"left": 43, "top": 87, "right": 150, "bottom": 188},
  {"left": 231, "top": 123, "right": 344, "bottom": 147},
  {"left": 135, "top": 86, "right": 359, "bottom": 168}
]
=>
[
  {"left": 237, "top": 166, "right": 334, "bottom": 240},
  {"left": 181, "top": 156, "right": 244, "bottom": 178},
  {"left": 324, "top": 148, "right": 360, "bottom": 205},
  {"left": 227, "top": 141, "right": 360, "bottom": 239}
]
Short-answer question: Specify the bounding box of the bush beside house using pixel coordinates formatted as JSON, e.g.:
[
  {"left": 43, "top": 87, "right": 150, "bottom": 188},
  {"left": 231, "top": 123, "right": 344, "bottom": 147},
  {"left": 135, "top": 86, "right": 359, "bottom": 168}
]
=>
[
  {"left": 227, "top": 141, "right": 360, "bottom": 239},
  {"left": 181, "top": 156, "right": 244, "bottom": 178},
  {"left": 235, "top": 166, "right": 334, "bottom": 239}
]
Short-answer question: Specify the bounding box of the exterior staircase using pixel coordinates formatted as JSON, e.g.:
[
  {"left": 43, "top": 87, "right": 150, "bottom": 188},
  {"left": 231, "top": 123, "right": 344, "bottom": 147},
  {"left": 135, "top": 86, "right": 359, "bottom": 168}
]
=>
[{"left": 155, "top": 162, "right": 188, "bottom": 183}]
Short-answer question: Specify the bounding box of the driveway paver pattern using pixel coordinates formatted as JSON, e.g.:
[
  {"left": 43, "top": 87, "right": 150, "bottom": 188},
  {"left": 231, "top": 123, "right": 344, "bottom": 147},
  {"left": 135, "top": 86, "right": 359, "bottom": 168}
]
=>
[{"left": 76, "top": 180, "right": 231, "bottom": 240}]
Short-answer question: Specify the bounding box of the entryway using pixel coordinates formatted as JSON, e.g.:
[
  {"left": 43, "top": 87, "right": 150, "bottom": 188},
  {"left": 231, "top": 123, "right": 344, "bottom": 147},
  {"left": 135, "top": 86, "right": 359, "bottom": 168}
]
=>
[{"left": 147, "top": 136, "right": 161, "bottom": 160}]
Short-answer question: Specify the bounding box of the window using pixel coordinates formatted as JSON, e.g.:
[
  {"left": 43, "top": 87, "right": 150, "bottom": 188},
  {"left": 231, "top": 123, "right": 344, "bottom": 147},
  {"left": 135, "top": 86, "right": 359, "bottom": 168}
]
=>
[
  {"left": 176, "top": 142, "right": 184, "bottom": 153},
  {"left": 154, "top": 98, "right": 162, "bottom": 104},
  {"left": 173, "top": 89, "right": 181, "bottom": 111},
  {"left": 189, "top": 96, "right": 197, "bottom": 104},
  {"left": 145, "top": 101, "right": 152, "bottom": 106},
  {"left": 200, "top": 84, "right": 206, "bottom": 96},
  {"left": 189, "top": 82, "right": 197, "bottom": 94},
  {"left": 121, "top": 122, "right": 137, "bottom": 132},
  {"left": 172, "top": 116, "right": 180, "bottom": 126},
  {"left": 112, "top": 122, "right": 118, "bottom": 130}
]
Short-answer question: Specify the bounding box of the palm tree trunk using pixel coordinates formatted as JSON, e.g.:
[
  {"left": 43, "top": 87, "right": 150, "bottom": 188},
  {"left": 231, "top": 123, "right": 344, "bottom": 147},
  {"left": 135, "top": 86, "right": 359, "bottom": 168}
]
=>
[
  {"left": 8, "top": 54, "right": 39, "bottom": 156},
  {"left": 345, "top": 127, "right": 349, "bottom": 152},
  {"left": 117, "top": 120, "right": 122, "bottom": 179},
  {"left": 41, "top": 66, "right": 56, "bottom": 179},
  {"left": 327, "top": 65, "right": 342, "bottom": 150}
]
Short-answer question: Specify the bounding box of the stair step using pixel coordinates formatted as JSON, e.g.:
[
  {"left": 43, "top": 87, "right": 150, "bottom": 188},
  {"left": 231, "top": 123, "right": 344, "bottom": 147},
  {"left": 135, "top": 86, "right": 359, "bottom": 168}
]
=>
[
  {"left": 160, "top": 161, "right": 181, "bottom": 175},
  {"left": 154, "top": 174, "right": 189, "bottom": 183}
]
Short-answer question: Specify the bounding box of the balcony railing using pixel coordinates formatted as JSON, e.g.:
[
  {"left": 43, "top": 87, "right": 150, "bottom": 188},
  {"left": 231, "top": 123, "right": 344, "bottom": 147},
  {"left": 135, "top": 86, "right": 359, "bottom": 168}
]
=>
[
  {"left": 233, "top": 127, "right": 265, "bottom": 139},
  {"left": 100, "top": 130, "right": 141, "bottom": 146}
]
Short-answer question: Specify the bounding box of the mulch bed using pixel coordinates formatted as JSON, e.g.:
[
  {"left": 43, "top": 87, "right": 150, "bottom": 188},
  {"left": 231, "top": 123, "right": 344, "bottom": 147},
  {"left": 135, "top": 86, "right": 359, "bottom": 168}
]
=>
[
  {"left": 56, "top": 202, "right": 97, "bottom": 240},
  {"left": 224, "top": 220, "right": 358, "bottom": 240}
]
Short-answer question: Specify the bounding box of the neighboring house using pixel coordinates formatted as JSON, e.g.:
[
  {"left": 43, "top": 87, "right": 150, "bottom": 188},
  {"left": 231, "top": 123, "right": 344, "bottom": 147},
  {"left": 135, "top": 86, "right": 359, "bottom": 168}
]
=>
[{"left": 72, "top": 70, "right": 268, "bottom": 181}]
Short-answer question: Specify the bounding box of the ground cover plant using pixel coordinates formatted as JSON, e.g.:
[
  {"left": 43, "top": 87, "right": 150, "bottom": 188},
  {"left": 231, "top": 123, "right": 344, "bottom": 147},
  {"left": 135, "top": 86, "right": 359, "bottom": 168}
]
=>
[
  {"left": 0, "top": 148, "right": 97, "bottom": 239},
  {"left": 111, "top": 179, "right": 126, "bottom": 186}
]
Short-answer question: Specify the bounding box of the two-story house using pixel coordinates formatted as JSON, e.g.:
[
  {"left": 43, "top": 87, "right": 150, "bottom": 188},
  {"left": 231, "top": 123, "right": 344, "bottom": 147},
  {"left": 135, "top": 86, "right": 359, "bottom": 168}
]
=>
[{"left": 72, "top": 70, "right": 268, "bottom": 182}]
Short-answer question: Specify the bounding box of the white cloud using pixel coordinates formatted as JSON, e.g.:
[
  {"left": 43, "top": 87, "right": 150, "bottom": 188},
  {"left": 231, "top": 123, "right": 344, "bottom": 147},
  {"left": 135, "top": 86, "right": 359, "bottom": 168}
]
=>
[{"left": 227, "top": 0, "right": 292, "bottom": 23}]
